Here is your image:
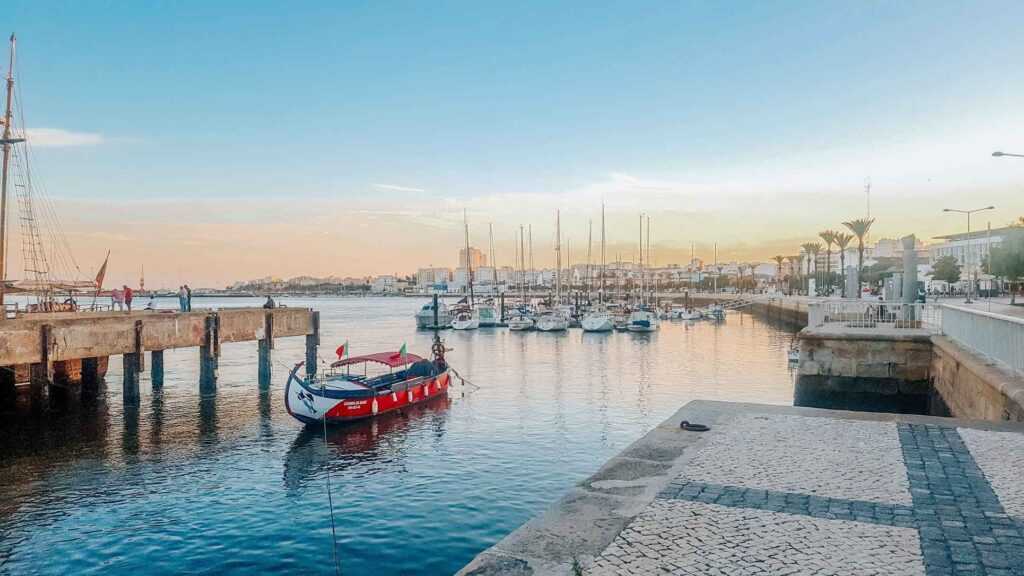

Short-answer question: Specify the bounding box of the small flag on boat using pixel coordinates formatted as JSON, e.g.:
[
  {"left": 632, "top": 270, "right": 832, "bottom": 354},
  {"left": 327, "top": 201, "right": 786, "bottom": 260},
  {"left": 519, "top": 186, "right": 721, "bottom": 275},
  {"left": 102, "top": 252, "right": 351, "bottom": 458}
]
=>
[
  {"left": 393, "top": 342, "right": 407, "bottom": 364},
  {"left": 335, "top": 341, "right": 349, "bottom": 359}
]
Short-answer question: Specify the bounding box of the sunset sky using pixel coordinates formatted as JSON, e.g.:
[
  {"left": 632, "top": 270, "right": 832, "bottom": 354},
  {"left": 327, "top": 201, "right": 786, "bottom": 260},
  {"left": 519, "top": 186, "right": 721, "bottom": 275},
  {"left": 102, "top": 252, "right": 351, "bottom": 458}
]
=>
[{"left": 6, "top": 1, "right": 1024, "bottom": 288}]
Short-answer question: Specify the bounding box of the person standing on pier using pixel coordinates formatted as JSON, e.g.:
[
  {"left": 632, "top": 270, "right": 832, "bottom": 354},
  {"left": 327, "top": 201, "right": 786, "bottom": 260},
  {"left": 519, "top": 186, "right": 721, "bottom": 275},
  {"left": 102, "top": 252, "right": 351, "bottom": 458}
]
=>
[
  {"left": 185, "top": 284, "right": 193, "bottom": 311},
  {"left": 124, "top": 285, "right": 134, "bottom": 312},
  {"left": 177, "top": 286, "right": 187, "bottom": 311},
  {"left": 111, "top": 287, "right": 124, "bottom": 311}
]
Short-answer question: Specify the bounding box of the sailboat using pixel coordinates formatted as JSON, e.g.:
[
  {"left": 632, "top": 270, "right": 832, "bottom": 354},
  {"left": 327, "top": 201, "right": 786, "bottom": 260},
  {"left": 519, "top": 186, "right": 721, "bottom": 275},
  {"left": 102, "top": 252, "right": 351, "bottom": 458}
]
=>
[
  {"left": 628, "top": 215, "right": 659, "bottom": 333},
  {"left": 452, "top": 210, "right": 480, "bottom": 331},
  {"left": 0, "top": 35, "right": 110, "bottom": 383},
  {"left": 582, "top": 204, "right": 613, "bottom": 332},
  {"left": 507, "top": 225, "right": 534, "bottom": 331},
  {"left": 536, "top": 210, "right": 568, "bottom": 332}
]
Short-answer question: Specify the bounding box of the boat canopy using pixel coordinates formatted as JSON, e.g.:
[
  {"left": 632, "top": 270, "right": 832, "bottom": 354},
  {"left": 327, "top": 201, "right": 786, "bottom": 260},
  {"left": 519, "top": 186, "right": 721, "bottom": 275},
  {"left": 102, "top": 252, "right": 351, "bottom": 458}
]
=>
[{"left": 330, "top": 351, "right": 425, "bottom": 369}]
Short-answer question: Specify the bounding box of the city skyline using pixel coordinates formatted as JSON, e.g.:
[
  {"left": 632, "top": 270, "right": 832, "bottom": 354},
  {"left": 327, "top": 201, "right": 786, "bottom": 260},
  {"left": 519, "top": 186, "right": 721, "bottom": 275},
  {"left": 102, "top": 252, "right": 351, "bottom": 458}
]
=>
[{"left": 5, "top": 2, "right": 1024, "bottom": 287}]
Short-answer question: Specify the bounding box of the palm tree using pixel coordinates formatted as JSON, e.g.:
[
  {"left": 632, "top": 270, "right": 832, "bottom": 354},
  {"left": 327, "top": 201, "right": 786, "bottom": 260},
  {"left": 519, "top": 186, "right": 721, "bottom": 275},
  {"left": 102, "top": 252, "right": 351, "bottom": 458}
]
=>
[
  {"left": 786, "top": 255, "right": 801, "bottom": 295},
  {"left": 801, "top": 243, "right": 821, "bottom": 294},
  {"left": 772, "top": 255, "right": 785, "bottom": 292},
  {"left": 819, "top": 230, "right": 837, "bottom": 295},
  {"left": 842, "top": 218, "right": 875, "bottom": 298},
  {"left": 834, "top": 232, "right": 853, "bottom": 298}
]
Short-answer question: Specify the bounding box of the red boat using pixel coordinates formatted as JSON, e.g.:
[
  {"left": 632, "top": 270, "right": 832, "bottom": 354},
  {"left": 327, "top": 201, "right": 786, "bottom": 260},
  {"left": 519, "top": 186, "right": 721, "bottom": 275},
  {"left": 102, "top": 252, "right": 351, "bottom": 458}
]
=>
[{"left": 285, "top": 347, "right": 451, "bottom": 425}]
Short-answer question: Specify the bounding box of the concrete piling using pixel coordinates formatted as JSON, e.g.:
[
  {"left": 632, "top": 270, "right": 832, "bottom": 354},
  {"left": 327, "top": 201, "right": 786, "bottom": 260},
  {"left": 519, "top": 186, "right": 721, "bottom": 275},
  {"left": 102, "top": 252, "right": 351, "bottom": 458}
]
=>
[
  {"left": 305, "top": 311, "right": 320, "bottom": 380},
  {"left": 123, "top": 353, "right": 141, "bottom": 403},
  {"left": 150, "top": 350, "right": 164, "bottom": 389},
  {"left": 258, "top": 312, "right": 274, "bottom": 391},
  {"left": 81, "top": 357, "right": 100, "bottom": 391},
  {"left": 199, "top": 314, "right": 220, "bottom": 396}
]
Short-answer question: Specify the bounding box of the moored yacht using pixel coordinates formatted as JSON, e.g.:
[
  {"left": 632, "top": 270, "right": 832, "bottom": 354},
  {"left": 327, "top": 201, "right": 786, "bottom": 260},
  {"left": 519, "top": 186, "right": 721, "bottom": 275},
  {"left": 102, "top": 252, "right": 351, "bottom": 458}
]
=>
[
  {"left": 476, "top": 302, "right": 499, "bottom": 327},
  {"left": 581, "top": 307, "right": 614, "bottom": 332},
  {"left": 507, "top": 312, "right": 534, "bottom": 331},
  {"left": 535, "top": 309, "right": 569, "bottom": 332},
  {"left": 451, "top": 306, "right": 480, "bottom": 330},
  {"left": 415, "top": 299, "right": 451, "bottom": 329},
  {"left": 627, "top": 307, "right": 660, "bottom": 332}
]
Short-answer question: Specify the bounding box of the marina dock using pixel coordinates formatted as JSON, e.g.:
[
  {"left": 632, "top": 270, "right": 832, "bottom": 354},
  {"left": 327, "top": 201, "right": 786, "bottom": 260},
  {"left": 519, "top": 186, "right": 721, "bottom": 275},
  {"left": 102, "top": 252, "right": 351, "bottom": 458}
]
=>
[
  {"left": 460, "top": 400, "right": 1024, "bottom": 575},
  {"left": 0, "top": 307, "right": 320, "bottom": 406}
]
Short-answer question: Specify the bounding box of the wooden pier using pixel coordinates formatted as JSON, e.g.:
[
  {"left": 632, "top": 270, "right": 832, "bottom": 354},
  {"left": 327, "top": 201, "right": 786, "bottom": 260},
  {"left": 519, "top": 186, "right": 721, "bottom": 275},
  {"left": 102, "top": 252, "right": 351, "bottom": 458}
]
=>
[{"left": 0, "top": 307, "right": 320, "bottom": 406}]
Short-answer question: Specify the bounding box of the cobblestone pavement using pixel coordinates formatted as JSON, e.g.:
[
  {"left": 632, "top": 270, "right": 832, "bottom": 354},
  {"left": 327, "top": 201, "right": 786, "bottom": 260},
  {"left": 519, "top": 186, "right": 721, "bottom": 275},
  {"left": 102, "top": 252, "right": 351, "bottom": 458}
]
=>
[{"left": 587, "top": 415, "right": 1024, "bottom": 575}]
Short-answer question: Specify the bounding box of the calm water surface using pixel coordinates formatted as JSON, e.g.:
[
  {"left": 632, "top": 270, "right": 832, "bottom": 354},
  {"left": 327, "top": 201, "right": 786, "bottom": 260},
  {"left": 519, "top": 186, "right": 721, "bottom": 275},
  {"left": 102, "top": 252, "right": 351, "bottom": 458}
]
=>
[{"left": 0, "top": 297, "right": 798, "bottom": 575}]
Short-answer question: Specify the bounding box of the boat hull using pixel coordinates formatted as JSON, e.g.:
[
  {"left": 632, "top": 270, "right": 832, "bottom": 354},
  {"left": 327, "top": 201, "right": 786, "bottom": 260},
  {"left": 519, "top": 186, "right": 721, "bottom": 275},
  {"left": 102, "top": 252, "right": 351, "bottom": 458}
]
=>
[
  {"left": 285, "top": 369, "right": 451, "bottom": 425},
  {"left": 581, "top": 315, "right": 614, "bottom": 332}
]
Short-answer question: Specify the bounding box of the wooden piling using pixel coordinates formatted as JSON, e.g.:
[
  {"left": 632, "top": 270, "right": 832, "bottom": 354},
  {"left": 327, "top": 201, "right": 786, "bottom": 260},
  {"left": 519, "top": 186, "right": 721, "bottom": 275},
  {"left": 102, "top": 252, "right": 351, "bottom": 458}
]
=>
[
  {"left": 305, "top": 311, "right": 320, "bottom": 380},
  {"left": 258, "top": 312, "right": 274, "bottom": 391},
  {"left": 151, "top": 350, "right": 164, "bottom": 389},
  {"left": 199, "top": 313, "right": 220, "bottom": 395}
]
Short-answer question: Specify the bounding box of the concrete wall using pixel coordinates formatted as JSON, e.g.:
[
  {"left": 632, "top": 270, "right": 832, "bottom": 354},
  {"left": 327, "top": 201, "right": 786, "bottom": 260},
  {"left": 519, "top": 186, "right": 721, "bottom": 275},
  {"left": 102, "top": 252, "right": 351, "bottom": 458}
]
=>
[
  {"left": 796, "top": 331, "right": 934, "bottom": 414},
  {"left": 931, "top": 336, "right": 1024, "bottom": 422},
  {"left": 796, "top": 329, "right": 1024, "bottom": 422}
]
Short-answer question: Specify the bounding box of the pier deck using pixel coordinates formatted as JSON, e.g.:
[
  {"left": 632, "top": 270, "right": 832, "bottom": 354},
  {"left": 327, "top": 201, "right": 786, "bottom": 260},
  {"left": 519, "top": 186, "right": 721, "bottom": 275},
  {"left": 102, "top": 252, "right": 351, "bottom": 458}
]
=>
[
  {"left": 0, "top": 307, "right": 319, "bottom": 403},
  {"left": 459, "top": 401, "right": 1024, "bottom": 575}
]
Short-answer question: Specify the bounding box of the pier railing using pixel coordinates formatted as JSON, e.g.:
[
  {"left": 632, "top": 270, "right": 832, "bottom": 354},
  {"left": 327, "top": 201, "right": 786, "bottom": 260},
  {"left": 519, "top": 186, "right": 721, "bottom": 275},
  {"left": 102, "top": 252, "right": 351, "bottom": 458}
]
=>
[
  {"left": 941, "top": 305, "right": 1024, "bottom": 375},
  {"left": 807, "top": 301, "right": 942, "bottom": 332}
]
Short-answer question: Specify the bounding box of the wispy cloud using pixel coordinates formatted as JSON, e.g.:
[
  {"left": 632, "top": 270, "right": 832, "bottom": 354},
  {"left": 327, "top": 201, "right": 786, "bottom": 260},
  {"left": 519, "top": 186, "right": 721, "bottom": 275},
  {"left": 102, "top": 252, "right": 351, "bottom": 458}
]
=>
[
  {"left": 25, "top": 128, "right": 104, "bottom": 147},
  {"left": 372, "top": 182, "right": 426, "bottom": 193}
]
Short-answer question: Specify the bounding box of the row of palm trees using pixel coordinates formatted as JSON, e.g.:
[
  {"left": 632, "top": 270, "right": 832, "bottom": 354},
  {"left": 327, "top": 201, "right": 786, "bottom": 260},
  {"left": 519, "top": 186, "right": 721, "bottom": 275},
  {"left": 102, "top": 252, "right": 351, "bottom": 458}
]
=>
[{"left": 773, "top": 218, "right": 876, "bottom": 297}]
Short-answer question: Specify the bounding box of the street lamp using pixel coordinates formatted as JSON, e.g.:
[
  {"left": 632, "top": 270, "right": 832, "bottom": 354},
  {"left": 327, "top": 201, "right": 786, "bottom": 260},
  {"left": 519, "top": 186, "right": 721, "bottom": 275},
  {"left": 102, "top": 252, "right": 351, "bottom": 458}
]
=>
[
  {"left": 943, "top": 206, "right": 995, "bottom": 303},
  {"left": 992, "top": 151, "right": 1024, "bottom": 158}
]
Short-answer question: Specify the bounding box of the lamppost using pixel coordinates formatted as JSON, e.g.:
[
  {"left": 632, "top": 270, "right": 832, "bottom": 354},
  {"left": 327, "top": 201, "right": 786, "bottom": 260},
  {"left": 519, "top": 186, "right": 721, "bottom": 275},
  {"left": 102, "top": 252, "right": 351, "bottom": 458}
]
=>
[{"left": 943, "top": 206, "right": 995, "bottom": 303}]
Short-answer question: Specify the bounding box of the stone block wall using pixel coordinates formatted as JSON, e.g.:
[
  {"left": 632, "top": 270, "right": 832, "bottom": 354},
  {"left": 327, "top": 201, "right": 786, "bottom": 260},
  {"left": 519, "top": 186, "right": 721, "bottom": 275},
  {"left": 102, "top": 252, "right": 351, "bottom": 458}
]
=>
[{"left": 931, "top": 336, "right": 1024, "bottom": 422}]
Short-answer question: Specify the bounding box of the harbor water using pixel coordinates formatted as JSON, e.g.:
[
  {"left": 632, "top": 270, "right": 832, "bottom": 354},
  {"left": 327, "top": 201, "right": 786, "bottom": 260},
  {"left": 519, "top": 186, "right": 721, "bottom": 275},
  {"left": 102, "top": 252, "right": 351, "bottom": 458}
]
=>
[{"left": 0, "top": 297, "right": 798, "bottom": 575}]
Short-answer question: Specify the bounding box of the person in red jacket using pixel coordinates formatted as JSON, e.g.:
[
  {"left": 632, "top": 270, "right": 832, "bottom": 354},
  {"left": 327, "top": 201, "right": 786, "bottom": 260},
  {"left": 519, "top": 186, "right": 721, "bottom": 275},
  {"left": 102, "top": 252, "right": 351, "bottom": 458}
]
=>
[{"left": 123, "top": 285, "right": 134, "bottom": 312}]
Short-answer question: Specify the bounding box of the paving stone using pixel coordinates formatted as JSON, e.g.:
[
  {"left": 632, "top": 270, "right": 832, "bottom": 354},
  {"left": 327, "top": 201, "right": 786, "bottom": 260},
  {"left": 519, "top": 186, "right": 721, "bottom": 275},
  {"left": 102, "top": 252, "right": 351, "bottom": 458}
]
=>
[
  {"left": 587, "top": 500, "right": 925, "bottom": 576},
  {"left": 678, "top": 414, "right": 912, "bottom": 505}
]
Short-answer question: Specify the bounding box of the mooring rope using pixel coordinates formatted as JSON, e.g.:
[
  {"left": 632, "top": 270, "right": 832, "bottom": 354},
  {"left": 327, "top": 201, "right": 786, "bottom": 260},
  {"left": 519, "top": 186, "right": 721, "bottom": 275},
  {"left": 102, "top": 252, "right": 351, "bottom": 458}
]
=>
[{"left": 321, "top": 376, "right": 343, "bottom": 576}]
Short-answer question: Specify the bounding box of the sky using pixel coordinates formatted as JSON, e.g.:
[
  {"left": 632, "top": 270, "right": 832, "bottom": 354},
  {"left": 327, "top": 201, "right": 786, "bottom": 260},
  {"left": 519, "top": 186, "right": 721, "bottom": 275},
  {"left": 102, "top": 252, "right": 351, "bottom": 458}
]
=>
[{"left": 6, "top": 1, "right": 1024, "bottom": 288}]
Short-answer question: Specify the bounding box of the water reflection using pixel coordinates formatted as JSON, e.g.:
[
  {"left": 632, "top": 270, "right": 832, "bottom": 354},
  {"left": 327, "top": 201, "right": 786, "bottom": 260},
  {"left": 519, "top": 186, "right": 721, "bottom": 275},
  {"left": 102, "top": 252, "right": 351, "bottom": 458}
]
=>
[
  {"left": 0, "top": 298, "right": 798, "bottom": 575},
  {"left": 283, "top": 395, "right": 452, "bottom": 493}
]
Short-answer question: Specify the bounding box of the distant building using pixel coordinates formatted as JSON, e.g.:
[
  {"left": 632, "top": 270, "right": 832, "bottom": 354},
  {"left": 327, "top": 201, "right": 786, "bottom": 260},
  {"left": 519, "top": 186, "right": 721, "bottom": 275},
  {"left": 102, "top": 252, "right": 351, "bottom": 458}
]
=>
[
  {"left": 930, "top": 226, "right": 1023, "bottom": 286},
  {"left": 371, "top": 275, "right": 398, "bottom": 294},
  {"left": 416, "top": 267, "right": 451, "bottom": 287},
  {"left": 459, "top": 247, "right": 487, "bottom": 269}
]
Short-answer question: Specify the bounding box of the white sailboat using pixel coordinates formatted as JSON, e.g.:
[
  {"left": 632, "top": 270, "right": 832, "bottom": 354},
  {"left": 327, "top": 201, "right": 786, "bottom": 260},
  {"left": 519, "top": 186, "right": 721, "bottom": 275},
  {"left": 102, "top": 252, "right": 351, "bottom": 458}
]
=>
[
  {"left": 508, "top": 225, "right": 534, "bottom": 331},
  {"left": 455, "top": 209, "right": 479, "bottom": 330},
  {"left": 582, "top": 203, "right": 613, "bottom": 332},
  {"left": 537, "top": 210, "right": 568, "bottom": 332},
  {"left": 451, "top": 306, "right": 480, "bottom": 330},
  {"left": 628, "top": 214, "right": 659, "bottom": 333}
]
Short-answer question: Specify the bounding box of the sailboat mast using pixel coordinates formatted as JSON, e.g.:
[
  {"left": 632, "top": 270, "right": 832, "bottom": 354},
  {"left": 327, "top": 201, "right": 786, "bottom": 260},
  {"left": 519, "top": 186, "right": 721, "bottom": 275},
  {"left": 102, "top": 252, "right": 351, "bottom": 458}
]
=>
[
  {"left": 519, "top": 225, "right": 525, "bottom": 302},
  {"left": 555, "top": 210, "right": 561, "bottom": 304},
  {"left": 488, "top": 222, "right": 495, "bottom": 270},
  {"left": 464, "top": 209, "right": 474, "bottom": 306},
  {"left": 647, "top": 215, "right": 651, "bottom": 304},
  {"left": 600, "top": 203, "right": 606, "bottom": 303},
  {"left": 587, "top": 219, "right": 592, "bottom": 301},
  {"left": 0, "top": 34, "right": 16, "bottom": 313},
  {"left": 638, "top": 214, "right": 644, "bottom": 305},
  {"left": 528, "top": 224, "right": 533, "bottom": 293}
]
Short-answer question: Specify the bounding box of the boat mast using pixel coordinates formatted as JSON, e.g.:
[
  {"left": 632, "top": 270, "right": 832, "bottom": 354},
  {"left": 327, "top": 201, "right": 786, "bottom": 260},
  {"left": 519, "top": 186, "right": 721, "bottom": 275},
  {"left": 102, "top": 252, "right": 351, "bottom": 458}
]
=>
[
  {"left": 586, "top": 219, "right": 592, "bottom": 303},
  {"left": 528, "top": 224, "right": 533, "bottom": 294},
  {"left": 638, "top": 214, "right": 643, "bottom": 306},
  {"left": 600, "top": 203, "right": 606, "bottom": 304},
  {"left": 647, "top": 215, "right": 652, "bottom": 305},
  {"left": 488, "top": 222, "right": 495, "bottom": 271},
  {"left": 555, "top": 210, "right": 561, "bottom": 305},
  {"left": 464, "top": 209, "right": 474, "bottom": 306},
  {"left": 0, "top": 34, "right": 16, "bottom": 314},
  {"left": 519, "top": 225, "right": 526, "bottom": 303}
]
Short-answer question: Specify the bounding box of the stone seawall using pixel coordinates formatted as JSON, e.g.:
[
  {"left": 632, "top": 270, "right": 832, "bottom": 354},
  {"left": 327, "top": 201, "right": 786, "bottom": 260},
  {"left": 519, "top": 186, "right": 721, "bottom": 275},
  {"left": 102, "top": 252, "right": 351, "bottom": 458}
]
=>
[
  {"left": 797, "top": 328, "right": 1024, "bottom": 422},
  {"left": 796, "top": 331, "right": 935, "bottom": 414},
  {"left": 681, "top": 294, "right": 808, "bottom": 329},
  {"left": 931, "top": 336, "right": 1024, "bottom": 422}
]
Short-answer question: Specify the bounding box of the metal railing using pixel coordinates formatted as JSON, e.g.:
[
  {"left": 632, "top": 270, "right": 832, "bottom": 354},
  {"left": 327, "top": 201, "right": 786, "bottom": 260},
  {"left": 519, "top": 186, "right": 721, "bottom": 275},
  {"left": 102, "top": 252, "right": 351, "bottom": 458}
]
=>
[
  {"left": 807, "top": 300, "right": 942, "bottom": 332},
  {"left": 941, "top": 305, "right": 1024, "bottom": 375}
]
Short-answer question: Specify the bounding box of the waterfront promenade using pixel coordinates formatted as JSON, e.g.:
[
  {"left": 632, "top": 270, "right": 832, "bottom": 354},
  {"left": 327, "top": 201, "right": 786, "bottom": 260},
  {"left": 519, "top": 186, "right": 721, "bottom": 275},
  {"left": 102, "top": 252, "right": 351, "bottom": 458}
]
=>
[{"left": 460, "top": 401, "right": 1024, "bottom": 575}]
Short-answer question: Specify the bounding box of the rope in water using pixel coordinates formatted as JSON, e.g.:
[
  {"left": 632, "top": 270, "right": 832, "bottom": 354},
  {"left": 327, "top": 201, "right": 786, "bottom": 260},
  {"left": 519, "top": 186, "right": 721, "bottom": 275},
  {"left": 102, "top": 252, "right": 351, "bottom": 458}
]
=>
[{"left": 320, "top": 376, "right": 343, "bottom": 576}]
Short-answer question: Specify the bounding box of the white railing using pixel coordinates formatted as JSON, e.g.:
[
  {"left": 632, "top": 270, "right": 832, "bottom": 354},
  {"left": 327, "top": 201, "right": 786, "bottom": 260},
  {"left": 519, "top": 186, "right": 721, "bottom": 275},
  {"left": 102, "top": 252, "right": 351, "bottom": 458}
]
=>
[
  {"left": 941, "top": 305, "right": 1024, "bottom": 375},
  {"left": 807, "top": 301, "right": 942, "bottom": 332}
]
